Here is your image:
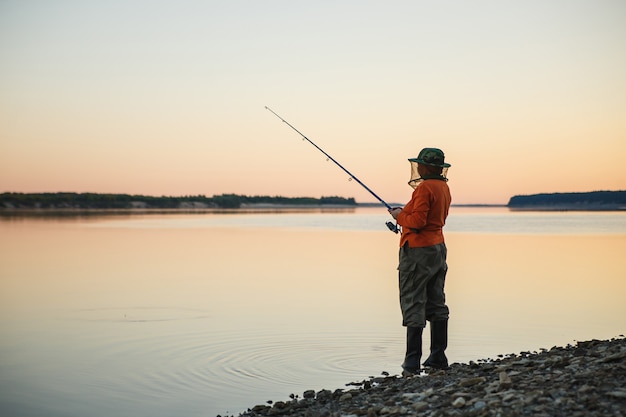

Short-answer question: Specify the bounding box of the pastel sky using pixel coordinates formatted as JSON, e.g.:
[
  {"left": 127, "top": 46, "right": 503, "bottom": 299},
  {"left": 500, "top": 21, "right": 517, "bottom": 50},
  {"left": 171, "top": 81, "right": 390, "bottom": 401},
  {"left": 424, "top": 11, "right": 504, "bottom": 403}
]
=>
[{"left": 1, "top": 1, "right": 625, "bottom": 204}]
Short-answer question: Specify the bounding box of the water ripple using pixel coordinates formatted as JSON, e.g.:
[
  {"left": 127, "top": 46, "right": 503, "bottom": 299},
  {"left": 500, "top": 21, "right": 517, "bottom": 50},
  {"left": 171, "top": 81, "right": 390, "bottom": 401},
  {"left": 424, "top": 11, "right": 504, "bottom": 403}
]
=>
[{"left": 87, "top": 326, "right": 403, "bottom": 405}]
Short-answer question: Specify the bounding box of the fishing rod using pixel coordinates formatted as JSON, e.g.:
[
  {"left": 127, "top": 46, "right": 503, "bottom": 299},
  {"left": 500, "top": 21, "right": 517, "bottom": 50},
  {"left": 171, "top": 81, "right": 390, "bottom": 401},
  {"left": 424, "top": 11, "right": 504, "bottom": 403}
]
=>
[{"left": 265, "top": 106, "right": 399, "bottom": 233}]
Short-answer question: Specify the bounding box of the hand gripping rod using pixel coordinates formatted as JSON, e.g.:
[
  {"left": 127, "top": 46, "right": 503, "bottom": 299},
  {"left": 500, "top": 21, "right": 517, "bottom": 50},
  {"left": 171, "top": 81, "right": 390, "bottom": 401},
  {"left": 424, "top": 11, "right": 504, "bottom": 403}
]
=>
[{"left": 265, "top": 107, "right": 400, "bottom": 233}]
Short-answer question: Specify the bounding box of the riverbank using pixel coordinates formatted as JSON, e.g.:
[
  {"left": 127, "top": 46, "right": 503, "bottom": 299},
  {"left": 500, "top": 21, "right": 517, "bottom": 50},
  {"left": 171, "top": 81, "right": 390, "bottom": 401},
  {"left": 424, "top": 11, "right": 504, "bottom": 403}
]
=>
[
  {"left": 230, "top": 337, "right": 625, "bottom": 417},
  {"left": 0, "top": 192, "right": 357, "bottom": 210},
  {"left": 507, "top": 191, "right": 626, "bottom": 211}
]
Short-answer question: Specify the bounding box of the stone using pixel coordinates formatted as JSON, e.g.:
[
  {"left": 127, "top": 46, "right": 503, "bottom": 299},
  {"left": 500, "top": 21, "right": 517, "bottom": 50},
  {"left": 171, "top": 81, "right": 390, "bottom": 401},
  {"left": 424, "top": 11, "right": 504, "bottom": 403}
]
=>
[
  {"left": 339, "top": 393, "right": 353, "bottom": 402},
  {"left": 251, "top": 404, "right": 269, "bottom": 413},
  {"left": 473, "top": 400, "right": 487, "bottom": 410},
  {"left": 458, "top": 376, "right": 487, "bottom": 387},
  {"left": 316, "top": 389, "right": 332, "bottom": 400},
  {"left": 236, "top": 337, "right": 626, "bottom": 417},
  {"left": 412, "top": 401, "right": 429, "bottom": 412},
  {"left": 499, "top": 371, "right": 513, "bottom": 389},
  {"left": 272, "top": 401, "right": 286, "bottom": 409},
  {"left": 607, "top": 390, "right": 626, "bottom": 399},
  {"left": 452, "top": 397, "right": 466, "bottom": 408},
  {"left": 603, "top": 350, "right": 626, "bottom": 362},
  {"left": 502, "top": 392, "right": 518, "bottom": 402}
]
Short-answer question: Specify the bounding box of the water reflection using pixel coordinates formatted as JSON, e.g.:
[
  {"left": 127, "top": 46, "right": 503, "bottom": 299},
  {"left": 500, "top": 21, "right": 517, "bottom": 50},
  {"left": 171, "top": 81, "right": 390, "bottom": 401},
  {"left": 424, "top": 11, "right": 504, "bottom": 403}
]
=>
[
  {"left": 0, "top": 211, "right": 624, "bottom": 417},
  {"left": 0, "top": 206, "right": 356, "bottom": 221}
]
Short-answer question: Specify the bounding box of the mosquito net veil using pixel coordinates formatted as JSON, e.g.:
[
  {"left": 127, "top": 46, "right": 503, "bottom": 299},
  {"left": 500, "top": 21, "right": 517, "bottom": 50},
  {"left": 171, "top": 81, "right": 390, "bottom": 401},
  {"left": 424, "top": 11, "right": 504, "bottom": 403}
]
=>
[{"left": 408, "top": 160, "right": 449, "bottom": 189}]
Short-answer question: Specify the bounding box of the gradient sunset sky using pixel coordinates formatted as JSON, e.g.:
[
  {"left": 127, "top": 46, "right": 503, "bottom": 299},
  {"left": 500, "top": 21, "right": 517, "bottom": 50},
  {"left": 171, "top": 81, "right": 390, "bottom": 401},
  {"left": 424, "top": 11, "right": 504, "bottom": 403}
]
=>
[{"left": 1, "top": 1, "right": 624, "bottom": 204}]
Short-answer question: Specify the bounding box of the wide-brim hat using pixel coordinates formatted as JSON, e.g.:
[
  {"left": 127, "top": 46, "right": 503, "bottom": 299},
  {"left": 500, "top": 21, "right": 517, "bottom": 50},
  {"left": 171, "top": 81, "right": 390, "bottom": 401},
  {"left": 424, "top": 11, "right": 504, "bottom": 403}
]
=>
[{"left": 408, "top": 147, "right": 451, "bottom": 168}]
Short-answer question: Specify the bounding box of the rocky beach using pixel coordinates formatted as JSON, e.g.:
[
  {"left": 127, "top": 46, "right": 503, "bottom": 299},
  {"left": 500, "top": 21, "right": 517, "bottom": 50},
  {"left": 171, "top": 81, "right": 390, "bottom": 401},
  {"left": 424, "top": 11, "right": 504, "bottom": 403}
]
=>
[{"left": 230, "top": 337, "right": 625, "bottom": 417}]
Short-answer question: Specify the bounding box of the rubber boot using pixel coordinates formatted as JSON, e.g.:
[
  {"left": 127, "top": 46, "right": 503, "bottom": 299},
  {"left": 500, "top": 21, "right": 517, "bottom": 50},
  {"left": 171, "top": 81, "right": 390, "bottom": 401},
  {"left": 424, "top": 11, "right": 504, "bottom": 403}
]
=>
[
  {"left": 423, "top": 320, "right": 449, "bottom": 370},
  {"left": 401, "top": 326, "right": 423, "bottom": 376}
]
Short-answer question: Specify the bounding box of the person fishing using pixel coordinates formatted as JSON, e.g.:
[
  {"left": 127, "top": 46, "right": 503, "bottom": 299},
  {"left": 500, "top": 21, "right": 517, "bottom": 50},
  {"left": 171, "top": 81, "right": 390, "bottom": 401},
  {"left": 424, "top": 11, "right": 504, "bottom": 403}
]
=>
[
  {"left": 389, "top": 148, "right": 452, "bottom": 376},
  {"left": 266, "top": 109, "right": 452, "bottom": 376}
]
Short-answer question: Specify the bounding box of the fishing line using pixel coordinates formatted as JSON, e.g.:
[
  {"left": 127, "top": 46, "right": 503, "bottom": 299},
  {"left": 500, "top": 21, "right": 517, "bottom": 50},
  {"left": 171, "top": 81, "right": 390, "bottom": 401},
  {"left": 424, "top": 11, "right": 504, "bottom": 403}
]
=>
[{"left": 265, "top": 106, "right": 399, "bottom": 233}]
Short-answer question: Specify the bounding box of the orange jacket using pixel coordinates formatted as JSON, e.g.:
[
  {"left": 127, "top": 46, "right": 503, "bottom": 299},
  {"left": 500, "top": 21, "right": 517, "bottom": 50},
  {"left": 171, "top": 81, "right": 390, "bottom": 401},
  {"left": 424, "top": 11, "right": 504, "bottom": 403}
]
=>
[{"left": 397, "top": 179, "right": 451, "bottom": 248}]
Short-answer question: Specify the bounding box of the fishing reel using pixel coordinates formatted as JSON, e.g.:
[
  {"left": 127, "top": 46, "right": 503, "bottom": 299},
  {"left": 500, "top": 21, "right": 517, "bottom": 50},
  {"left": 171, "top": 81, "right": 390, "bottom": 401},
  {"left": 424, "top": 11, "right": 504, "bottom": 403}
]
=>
[{"left": 386, "top": 221, "right": 400, "bottom": 234}]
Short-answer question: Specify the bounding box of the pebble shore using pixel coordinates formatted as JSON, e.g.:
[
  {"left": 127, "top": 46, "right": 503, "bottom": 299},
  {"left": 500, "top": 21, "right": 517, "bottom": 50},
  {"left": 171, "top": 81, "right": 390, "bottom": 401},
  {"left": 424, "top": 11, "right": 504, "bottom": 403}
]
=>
[{"left": 230, "top": 337, "right": 625, "bottom": 417}]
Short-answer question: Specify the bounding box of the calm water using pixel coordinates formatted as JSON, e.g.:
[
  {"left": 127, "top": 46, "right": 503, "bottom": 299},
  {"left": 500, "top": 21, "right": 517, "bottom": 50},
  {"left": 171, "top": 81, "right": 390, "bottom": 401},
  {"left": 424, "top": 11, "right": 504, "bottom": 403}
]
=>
[{"left": 1, "top": 207, "right": 625, "bottom": 417}]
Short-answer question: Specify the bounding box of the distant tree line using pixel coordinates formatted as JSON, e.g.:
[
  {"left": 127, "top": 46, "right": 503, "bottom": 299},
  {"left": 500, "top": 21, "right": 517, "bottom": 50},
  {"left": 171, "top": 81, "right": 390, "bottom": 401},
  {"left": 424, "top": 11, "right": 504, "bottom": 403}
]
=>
[
  {"left": 507, "top": 191, "right": 626, "bottom": 210},
  {"left": 0, "top": 192, "right": 357, "bottom": 209}
]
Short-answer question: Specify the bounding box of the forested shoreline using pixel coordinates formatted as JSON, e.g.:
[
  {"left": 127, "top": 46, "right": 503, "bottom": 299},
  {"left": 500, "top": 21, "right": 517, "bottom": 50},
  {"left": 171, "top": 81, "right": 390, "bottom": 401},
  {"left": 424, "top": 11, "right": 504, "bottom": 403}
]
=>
[
  {"left": 0, "top": 192, "right": 356, "bottom": 210},
  {"left": 507, "top": 190, "right": 626, "bottom": 210},
  {"left": 3, "top": 190, "right": 625, "bottom": 211}
]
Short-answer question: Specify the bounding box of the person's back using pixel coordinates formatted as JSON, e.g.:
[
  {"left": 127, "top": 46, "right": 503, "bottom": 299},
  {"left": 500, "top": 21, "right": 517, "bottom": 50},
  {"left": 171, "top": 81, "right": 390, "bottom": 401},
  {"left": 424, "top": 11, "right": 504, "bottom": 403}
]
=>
[{"left": 397, "top": 178, "right": 451, "bottom": 248}]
